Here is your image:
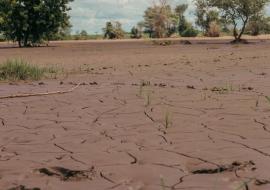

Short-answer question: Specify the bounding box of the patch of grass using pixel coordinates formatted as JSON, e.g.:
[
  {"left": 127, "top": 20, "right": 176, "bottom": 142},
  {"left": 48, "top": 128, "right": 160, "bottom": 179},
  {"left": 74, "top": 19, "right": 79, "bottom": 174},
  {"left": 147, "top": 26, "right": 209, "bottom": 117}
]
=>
[
  {"left": 0, "top": 59, "right": 59, "bottom": 81},
  {"left": 145, "top": 92, "right": 151, "bottom": 107},
  {"left": 235, "top": 178, "right": 253, "bottom": 190},
  {"left": 165, "top": 111, "right": 172, "bottom": 129},
  {"left": 266, "top": 96, "right": 270, "bottom": 104},
  {"left": 160, "top": 175, "right": 166, "bottom": 190},
  {"left": 138, "top": 80, "right": 151, "bottom": 97}
]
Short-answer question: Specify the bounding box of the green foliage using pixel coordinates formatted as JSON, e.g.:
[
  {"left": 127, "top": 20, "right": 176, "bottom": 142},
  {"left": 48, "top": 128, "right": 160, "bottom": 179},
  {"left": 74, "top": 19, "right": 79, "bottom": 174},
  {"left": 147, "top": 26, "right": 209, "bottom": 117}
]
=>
[
  {"left": 207, "top": 0, "right": 270, "bottom": 41},
  {"left": 207, "top": 21, "right": 220, "bottom": 37},
  {"left": 180, "top": 24, "right": 199, "bottom": 37},
  {"left": 0, "top": 0, "right": 73, "bottom": 47},
  {"left": 175, "top": 4, "right": 189, "bottom": 35},
  {"left": 246, "top": 15, "right": 270, "bottom": 35},
  {"left": 103, "top": 21, "right": 125, "bottom": 39},
  {"left": 130, "top": 26, "right": 142, "bottom": 39},
  {"left": 195, "top": 0, "right": 221, "bottom": 35},
  {"left": 266, "top": 96, "right": 270, "bottom": 104},
  {"left": 165, "top": 111, "right": 173, "bottom": 129},
  {"left": 0, "top": 59, "right": 60, "bottom": 81},
  {"left": 0, "top": 33, "right": 5, "bottom": 42},
  {"left": 178, "top": 15, "right": 189, "bottom": 34},
  {"left": 0, "top": 59, "right": 46, "bottom": 81},
  {"left": 142, "top": 1, "right": 192, "bottom": 38}
]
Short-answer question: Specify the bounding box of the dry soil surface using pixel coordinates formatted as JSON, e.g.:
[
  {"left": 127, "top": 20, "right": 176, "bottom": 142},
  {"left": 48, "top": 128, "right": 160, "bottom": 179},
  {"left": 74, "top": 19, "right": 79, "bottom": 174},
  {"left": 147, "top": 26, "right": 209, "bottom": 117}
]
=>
[{"left": 0, "top": 39, "right": 270, "bottom": 190}]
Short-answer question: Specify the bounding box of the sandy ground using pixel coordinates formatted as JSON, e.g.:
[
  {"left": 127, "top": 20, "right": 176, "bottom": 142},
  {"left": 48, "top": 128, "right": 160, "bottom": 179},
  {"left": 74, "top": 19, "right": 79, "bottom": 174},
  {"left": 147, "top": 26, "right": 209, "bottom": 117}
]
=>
[{"left": 0, "top": 39, "right": 270, "bottom": 190}]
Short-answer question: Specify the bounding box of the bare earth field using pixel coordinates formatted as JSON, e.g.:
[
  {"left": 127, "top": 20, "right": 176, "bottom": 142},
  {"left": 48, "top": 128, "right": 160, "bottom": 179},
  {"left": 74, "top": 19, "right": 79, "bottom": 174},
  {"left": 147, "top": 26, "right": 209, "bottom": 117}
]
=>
[{"left": 0, "top": 39, "right": 270, "bottom": 190}]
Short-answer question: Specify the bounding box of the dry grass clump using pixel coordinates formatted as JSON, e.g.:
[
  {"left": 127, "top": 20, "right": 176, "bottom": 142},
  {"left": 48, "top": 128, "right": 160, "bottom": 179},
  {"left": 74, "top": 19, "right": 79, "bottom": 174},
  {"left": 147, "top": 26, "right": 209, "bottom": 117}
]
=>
[{"left": 0, "top": 59, "right": 58, "bottom": 81}]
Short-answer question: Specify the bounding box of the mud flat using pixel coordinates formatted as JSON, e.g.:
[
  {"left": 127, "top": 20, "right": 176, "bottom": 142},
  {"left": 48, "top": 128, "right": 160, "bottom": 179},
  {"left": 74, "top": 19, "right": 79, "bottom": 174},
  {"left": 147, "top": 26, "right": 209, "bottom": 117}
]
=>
[{"left": 0, "top": 39, "right": 270, "bottom": 190}]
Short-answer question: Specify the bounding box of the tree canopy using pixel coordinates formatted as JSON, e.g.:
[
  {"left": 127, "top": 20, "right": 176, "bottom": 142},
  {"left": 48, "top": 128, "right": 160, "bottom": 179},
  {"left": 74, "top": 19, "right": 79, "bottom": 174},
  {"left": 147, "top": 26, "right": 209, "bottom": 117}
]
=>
[
  {"left": 142, "top": 0, "right": 197, "bottom": 38},
  {"left": 103, "top": 21, "right": 125, "bottom": 39},
  {"left": 207, "top": 0, "right": 270, "bottom": 41},
  {"left": 0, "top": 0, "right": 73, "bottom": 47}
]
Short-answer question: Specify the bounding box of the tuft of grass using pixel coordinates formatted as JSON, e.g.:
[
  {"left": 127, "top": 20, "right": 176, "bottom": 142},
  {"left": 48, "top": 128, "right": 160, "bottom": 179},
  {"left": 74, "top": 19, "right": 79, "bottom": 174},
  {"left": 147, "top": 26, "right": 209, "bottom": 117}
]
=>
[
  {"left": 138, "top": 80, "right": 151, "bottom": 97},
  {"left": 234, "top": 178, "right": 253, "bottom": 190},
  {"left": 145, "top": 92, "right": 151, "bottom": 107},
  {"left": 265, "top": 96, "right": 270, "bottom": 104},
  {"left": 160, "top": 175, "right": 166, "bottom": 190},
  {"left": 0, "top": 59, "right": 59, "bottom": 81},
  {"left": 165, "top": 111, "right": 172, "bottom": 129}
]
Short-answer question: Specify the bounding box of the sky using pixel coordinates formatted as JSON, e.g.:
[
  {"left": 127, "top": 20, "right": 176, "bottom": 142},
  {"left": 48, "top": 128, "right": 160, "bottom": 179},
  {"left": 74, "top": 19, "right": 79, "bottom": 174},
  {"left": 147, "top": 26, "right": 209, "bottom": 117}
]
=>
[{"left": 69, "top": 0, "right": 194, "bottom": 34}]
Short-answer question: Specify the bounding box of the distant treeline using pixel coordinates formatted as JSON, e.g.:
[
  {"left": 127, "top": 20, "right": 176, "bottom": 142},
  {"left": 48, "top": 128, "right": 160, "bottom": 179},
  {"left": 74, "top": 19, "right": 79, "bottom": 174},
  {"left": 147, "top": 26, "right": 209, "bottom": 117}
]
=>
[{"left": 0, "top": 0, "right": 270, "bottom": 46}]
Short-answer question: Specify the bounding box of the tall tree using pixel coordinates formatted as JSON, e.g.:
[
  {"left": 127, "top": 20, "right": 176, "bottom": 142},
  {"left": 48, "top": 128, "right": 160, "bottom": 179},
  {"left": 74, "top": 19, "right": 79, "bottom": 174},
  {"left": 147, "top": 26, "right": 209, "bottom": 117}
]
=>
[
  {"left": 195, "top": 0, "right": 220, "bottom": 35},
  {"left": 207, "top": 0, "right": 270, "bottom": 42},
  {"left": 246, "top": 14, "right": 270, "bottom": 35},
  {"left": 103, "top": 21, "right": 125, "bottom": 39},
  {"left": 175, "top": 4, "right": 188, "bottom": 35},
  {"left": 143, "top": 0, "right": 174, "bottom": 38},
  {"left": 0, "top": 0, "right": 73, "bottom": 47},
  {"left": 142, "top": 0, "right": 196, "bottom": 38}
]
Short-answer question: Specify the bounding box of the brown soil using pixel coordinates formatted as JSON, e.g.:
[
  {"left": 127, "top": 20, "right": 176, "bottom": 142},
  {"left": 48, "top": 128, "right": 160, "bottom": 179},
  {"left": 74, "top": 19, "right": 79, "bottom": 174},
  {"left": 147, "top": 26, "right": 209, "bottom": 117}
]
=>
[{"left": 0, "top": 39, "right": 270, "bottom": 190}]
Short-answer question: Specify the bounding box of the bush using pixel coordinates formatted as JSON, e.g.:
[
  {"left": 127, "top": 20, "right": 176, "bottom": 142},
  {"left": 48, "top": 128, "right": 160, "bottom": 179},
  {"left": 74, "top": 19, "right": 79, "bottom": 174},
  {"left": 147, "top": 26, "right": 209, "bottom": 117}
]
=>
[
  {"left": 0, "top": 34, "right": 5, "bottom": 42},
  {"left": 181, "top": 26, "right": 198, "bottom": 37},
  {"left": 0, "top": 59, "right": 51, "bottom": 81},
  {"left": 130, "top": 27, "right": 142, "bottom": 39},
  {"left": 207, "top": 21, "right": 220, "bottom": 37}
]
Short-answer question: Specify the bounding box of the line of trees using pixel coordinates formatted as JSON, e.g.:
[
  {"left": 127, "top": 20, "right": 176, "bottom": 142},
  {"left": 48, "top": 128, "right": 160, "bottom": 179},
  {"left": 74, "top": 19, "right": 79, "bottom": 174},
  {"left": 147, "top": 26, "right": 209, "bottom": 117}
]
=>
[
  {"left": 128, "top": 0, "right": 270, "bottom": 41},
  {"left": 0, "top": 0, "right": 270, "bottom": 46}
]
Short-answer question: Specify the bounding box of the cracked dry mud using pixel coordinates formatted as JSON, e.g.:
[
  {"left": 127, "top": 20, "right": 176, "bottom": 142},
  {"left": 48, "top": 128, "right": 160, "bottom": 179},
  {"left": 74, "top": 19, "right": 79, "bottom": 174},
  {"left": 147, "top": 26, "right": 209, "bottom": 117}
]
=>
[{"left": 0, "top": 39, "right": 270, "bottom": 190}]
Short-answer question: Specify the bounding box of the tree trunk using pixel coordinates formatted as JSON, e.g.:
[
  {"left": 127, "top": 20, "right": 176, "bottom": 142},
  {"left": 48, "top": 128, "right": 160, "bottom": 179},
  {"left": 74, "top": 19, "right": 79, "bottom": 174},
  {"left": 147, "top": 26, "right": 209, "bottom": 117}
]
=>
[
  {"left": 18, "top": 40, "right": 22, "bottom": 48},
  {"left": 23, "top": 32, "right": 29, "bottom": 47},
  {"left": 237, "top": 17, "right": 249, "bottom": 41},
  {"left": 233, "top": 23, "right": 238, "bottom": 41}
]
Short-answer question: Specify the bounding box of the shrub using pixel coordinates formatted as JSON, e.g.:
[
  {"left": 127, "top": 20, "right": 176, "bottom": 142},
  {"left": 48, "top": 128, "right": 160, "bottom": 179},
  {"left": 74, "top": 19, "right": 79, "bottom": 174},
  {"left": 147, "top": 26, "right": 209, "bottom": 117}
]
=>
[
  {"left": 0, "top": 34, "right": 5, "bottom": 42},
  {"left": 130, "top": 27, "right": 142, "bottom": 39},
  {"left": 0, "top": 59, "right": 48, "bottom": 81},
  {"left": 181, "top": 26, "right": 198, "bottom": 37},
  {"left": 207, "top": 21, "right": 220, "bottom": 37}
]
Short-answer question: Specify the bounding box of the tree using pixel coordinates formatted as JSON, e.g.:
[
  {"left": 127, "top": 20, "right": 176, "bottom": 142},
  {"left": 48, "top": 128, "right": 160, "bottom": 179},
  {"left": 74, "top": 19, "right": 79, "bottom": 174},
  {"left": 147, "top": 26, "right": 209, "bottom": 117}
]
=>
[
  {"left": 103, "top": 21, "right": 125, "bottom": 39},
  {"left": 130, "top": 26, "right": 142, "bottom": 39},
  {"left": 195, "top": 0, "right": 220, "bottom": 35},
  {"left": 246, "top": 14, "right": 270, "bottom": 35},
  {"left": 0, "top": 0, "right": 73, "bottom": 47},
  {"left": 207, "top": 0, "right": 270, "bottom": 42},
  {"left": 143, "top": 0, "right": 175, "bottom": 38},
  {"left": 142, "top": 0, "right": 196, "bottom": 38},
  {"left": 175, "top": 4, "right": 188, "bottom": 35}
]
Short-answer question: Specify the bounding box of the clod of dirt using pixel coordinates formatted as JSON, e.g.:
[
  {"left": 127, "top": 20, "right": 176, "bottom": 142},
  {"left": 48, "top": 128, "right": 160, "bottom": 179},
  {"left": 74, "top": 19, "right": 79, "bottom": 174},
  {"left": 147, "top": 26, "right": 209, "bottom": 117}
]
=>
[
  {"left": 180, "top": 40, "right": 192, "bottom": 45},
  {"left": 242, "top": 87, "right": 254, "bottom": 91},
  {"left": 9, "top": 82, "right": 18, "bottom": 86},
  {"left": 152, "top": 40, "right": 173, "bottom": 46},
  {"left": 255, "top": 179, "right": 270, "bottom": 186},
  {"left": 89, "top": 82, "right": 98, "bottom": 85},
  {"left": 80, "top": 82, "right": 87, "bottom": 85},
  {"left": 38, "top": 166, "right": 96, "bottom": 181},
  {"left": 7, "top": 185, "right": 40, "bottom": 190},
  {"left": 192, "top": 161, "right": 255, "bottom": 174},
  {"left": 187, "top": 85, "right": 195, "bottom": 89},
  {"left": 211, "top": 87, "right": 228, "bottom": 92},
  {"left": 159, "top": 83, "right": 167, "bottom": 87}
]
